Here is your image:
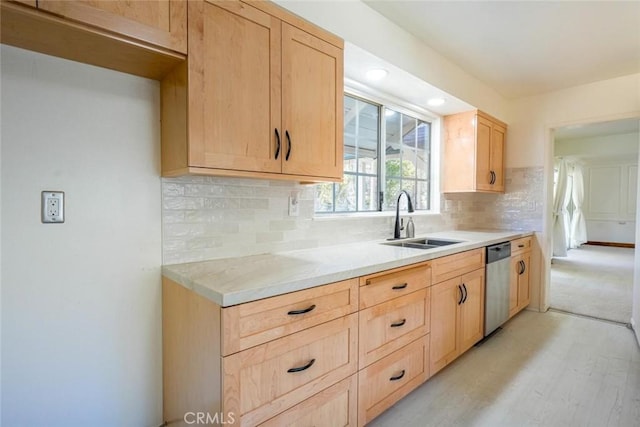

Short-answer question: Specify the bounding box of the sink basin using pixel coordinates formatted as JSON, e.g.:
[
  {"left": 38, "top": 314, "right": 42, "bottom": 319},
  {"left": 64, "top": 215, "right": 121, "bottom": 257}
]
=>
[{"left": 382, "top": 237, "right": 464, "bottom": 250}]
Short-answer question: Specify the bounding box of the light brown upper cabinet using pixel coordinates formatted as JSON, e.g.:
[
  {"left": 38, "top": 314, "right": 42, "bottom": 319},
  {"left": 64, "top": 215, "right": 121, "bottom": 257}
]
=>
[
  {"left": 443, "top": 110, "right": 506, "bottom": 193},
  {"left": 0, "top": 0, "right": 186, "bottom": 80},
  {"left": 37, "top": 0, "right": 187, "bottom": 53},
  {"left": 161, "top": 0, "right": 344, "bottom": 182}
]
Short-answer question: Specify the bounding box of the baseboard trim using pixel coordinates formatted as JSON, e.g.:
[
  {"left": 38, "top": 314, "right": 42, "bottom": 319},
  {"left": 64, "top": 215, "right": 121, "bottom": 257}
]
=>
[{"left": 586, "top": 241, "right": 635, "bottom": 249}]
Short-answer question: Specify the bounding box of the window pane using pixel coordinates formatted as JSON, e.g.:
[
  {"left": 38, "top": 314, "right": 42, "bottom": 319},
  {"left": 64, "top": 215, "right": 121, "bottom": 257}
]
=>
[
  {"left": 315, "top": 183, "right": 334, "bottom": 212},
  {"left": 416, "top": 121, "right": 431, "bottom": 179},
  {"left": 358, "top": 175, "right": 378, "bottom": 211},
  {"left": 385, "top": 109, "right": 401, "bottom": 179},
  {"left": 335, "top": 174, "right": 356, "bottom": 212},
  {"left": 417, "top": 180, "right": 430, "bottom": 210},
  {"left": 357, "top": 102, "right": 379, "bottom": 175},
  {"left": 344, "top": 134, "right": 357, "bottom": 172},
  {"left": 384, "top": 178, "right": 401, "bottom": 210}
]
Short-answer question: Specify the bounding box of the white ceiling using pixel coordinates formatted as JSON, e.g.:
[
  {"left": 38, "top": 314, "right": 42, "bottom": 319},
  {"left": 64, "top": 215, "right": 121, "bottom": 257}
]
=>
[
  {"left": 344, "top": 43, "right": 474, "bottom": 116},
  {"left": 363, "top": 0, "right": 640, "bottom": 99}
]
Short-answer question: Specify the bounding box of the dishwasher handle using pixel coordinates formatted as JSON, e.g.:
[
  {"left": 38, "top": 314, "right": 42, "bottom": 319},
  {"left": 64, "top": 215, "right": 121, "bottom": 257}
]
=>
[{"left": 486, "top": 242, "right": 511, "bottom": 263}]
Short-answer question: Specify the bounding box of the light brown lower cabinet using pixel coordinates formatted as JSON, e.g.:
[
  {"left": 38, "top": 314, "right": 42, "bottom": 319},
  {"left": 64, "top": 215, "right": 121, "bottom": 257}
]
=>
[
  {"left": 163, "top": 247, "right": 495, "bottom": 426},
  {"left": 429, "top": 249, "right": 486, "bottom": 376},
  {"left": 358, "top": 335, "right": 430, "bottom": 426},
  {"left": 509, "top": 237, "right": 532, "bottom": 318}
]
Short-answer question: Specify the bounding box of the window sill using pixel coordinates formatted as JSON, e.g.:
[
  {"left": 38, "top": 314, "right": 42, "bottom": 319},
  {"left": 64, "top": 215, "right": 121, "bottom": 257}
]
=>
[{"left": 312, "top": 210, "right": 442, "bottom": 221}]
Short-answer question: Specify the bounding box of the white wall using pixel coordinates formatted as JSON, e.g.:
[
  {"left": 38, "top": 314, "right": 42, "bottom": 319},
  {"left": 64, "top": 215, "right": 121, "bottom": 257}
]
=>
[
  {"left": 1, "top": 46, "right": 162, "bottom": 426},
  {"left": 555, "top": 132, "right": 639, "bottom": 158},
  {"left": 634, "top": 129, "right": 640, "bottom": 344},
  {"left": 584, "top": 161, "right": 637, "bottom": 244}
]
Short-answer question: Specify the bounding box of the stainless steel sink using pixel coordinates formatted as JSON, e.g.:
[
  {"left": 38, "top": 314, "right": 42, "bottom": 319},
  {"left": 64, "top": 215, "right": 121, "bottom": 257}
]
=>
[{"left": 381, "top": 237, "right": 464, "bottom": 249}]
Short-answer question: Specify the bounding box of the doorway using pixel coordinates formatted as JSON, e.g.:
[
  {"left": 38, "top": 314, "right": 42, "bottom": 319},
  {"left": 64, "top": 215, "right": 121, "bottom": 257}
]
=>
[{"left": 548, "top": 118, "right": 639, "bottom": 324}]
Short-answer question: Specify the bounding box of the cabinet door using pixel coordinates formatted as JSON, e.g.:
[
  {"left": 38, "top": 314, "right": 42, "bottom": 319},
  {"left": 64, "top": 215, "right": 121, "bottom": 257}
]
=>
[
  {"left": 490, "top": 124, "right": 506, "bottom": 192},
  {"left": 38, "top": 0, "right": 187, "bottom": 53},
  {"left": 518, "top": 252, "right": 531, "bottom": 310},
  {"left": 458, "top": 268, "right": 485, "bottom": 354},
  {"left": 475, "top": 115, "right": 493, "bottom": 191},
  {"left": 189, "top": 0, "right": 282, "bottom": 173},
  {"left": 281, "top": 22, "right": 343, "bottom": 179},
  {"left": 509, "top": 256, "right": 520, "bottom": 318},
  {"left": 429, "top": 277, "right": 461, "bottom": 375}
]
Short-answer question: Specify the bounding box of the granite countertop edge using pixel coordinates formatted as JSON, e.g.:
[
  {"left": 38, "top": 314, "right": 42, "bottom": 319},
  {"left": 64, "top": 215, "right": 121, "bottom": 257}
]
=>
[{"left": 162, "top": 229, "right": 534, "bottom": 307}]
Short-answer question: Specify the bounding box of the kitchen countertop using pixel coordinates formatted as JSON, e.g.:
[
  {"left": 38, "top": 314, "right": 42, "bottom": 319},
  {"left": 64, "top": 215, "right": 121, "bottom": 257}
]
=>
[{"left": 162, "top": 229, "right": 533, "bottom": 307}]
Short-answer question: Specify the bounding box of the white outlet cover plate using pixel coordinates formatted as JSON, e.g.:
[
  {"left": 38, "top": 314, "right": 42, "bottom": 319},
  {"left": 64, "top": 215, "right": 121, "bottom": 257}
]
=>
[{"left": 42, "top": 191, "right": 65, "bottom": 223}]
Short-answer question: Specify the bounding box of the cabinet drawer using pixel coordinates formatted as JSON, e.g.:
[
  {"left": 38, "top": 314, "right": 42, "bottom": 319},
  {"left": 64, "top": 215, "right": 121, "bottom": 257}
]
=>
[
  {"left": 358, "top": 335, "right": 430, "bottom": 425},
  {"left": 223, "top": 314, "right": 358, "bottom": 426},
  {"left": 359, "top": 288, "right": 430, "bottom": 369},
  {"left": 432, "top": 248, "right": 484, "bottom": 284},
  {"left": 359, "top": 263, "right": 431, "bottom": 308},
  {"left": 259, "top": 374, "right": 357, "bottom": 427},
  {"left": 222, "top": 278, "right": 358, "bottom": 355},
  {"left": 511, "top": 236, "right": 532, "bottom": 256}
]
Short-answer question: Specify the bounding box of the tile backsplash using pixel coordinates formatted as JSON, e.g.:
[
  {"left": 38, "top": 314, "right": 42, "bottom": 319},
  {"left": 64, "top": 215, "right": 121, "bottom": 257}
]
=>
[{"left": 162, "top": 167, "right": 544, "bottom": 264}]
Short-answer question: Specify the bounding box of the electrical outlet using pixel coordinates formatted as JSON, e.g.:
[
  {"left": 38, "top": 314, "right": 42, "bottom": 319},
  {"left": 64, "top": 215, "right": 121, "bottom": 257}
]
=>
[
  {"left": 42, "top": 191, "right": 65, "bottom": 223},
  {"left": 288, "top": 194, "right": 299, "bottom": 217}
]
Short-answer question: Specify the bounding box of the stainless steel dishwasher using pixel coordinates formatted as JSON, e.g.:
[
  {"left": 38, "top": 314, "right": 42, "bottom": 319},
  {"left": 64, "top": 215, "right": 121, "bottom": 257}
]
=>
[{"left": 485, "top": 241, "right": 511, "bottom": 337}]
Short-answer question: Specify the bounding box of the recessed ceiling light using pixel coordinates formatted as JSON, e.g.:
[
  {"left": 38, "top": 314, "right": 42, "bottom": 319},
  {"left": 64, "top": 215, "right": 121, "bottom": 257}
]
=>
[
  {"left": 427, "top": 97, "right": 446, "bottom": 107},
  {"left": 365, "top": 68, "right": 388, "bottom": 81}
]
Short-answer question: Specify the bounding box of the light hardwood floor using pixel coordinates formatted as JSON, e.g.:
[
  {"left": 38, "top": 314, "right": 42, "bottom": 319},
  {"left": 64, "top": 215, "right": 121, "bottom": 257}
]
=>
[
  {"left": 550, "top": 245, "right": 634, "bottom": 324},
  {"left": 368, "top": 310, "right": 640, "bottom": 426}
]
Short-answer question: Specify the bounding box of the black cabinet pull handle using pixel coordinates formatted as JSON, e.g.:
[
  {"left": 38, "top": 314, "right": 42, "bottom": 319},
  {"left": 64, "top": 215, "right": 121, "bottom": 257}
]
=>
[
  {"left": 390, "top": 319, "right": 407, "bottom": 328},
  {"left": 287, "top": 304, "right": 316, "bottom": 316},
  {"left": 519, "top": 260, "right": 526, "bottom": 275},
  {"left": 490, "top": 171, "right": 496, "bottom": 185},
  {"left": 392, "top": 283, "right": 408, "bottom": 290},
  {"left": 389, "top": 370, "right": 406, "bottom": 381},
  {"left": 462, "top": 284, "right": 468, "bottom": 303},
  {"left": 458, "top": 285, "right": 464, "bottom": 305},
  {"left": 518, "top": 244, "right": 525, "bottom": 248},
  {"left": 274, "top": 128, "right": 281, "bottom": 159},
  {"left": 285, "top": 130, "right": 292, "bottom": 161},
  {"left": 287, "top": 358, "right": 315, "bottom": 373}
]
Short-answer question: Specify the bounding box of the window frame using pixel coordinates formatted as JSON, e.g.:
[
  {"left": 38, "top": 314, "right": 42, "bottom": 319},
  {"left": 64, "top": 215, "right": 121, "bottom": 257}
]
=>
[{"left": 314, "top": 84, "right": 441, "bottom": 216}]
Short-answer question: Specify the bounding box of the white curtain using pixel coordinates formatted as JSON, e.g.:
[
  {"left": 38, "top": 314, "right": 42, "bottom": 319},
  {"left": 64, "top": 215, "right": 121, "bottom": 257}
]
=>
[
  {"left": 563, "top": 170, "right": 573, "bottom": 249},
  {"left": 553, "top": 158, "right": 569, "bottom": 257},
  {"left": 570, "top": 164, "right": 587, "bottom": 248}
]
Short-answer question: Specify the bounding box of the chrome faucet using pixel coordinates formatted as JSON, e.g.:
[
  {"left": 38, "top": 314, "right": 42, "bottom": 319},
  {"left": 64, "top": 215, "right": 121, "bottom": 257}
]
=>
[{"left": 394, "top": 190, "right": 415, "bottom": 239}]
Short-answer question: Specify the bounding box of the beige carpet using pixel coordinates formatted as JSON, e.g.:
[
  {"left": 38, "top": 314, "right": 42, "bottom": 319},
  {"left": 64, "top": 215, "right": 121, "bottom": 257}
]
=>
[{"left": 550, "top": 244, "right": 634, "bottom": 324}]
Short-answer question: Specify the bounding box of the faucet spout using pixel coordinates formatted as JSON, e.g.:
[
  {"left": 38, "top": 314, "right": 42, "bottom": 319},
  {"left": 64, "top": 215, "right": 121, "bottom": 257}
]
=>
[{"left": 394, "top": 190, "right": 415, "bottom": 239}]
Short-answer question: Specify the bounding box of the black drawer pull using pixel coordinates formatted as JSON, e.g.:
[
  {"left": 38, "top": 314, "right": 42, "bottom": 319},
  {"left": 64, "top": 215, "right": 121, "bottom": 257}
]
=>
[
  {"left": 518, "top": 244, "right": 525, "bottom": 248},
  {"left": 287, "top": 358, "right": 315, "bottom": 373},
  {"left": 392, "top": 283, "right": 408, "bottom": 290},
  {"left": 274, "top": 128, "right": 281, "bottom": 159},
  {"left": 287, "top": 304, "right": 316, "bottom": 316},
  {"left": 285, "top": 130, "right": 292, "bottom": 161},
  {"left": 390, "top": 319, "right": 407, "bottom": 328},
  {"left": 389, "top": 370, "right": 406, "bottom": 381}
]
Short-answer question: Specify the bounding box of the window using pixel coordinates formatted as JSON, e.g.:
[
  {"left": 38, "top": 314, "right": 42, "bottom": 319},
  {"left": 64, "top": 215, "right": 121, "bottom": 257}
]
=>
[{"left": 315, "top": 94, "right": 432, "bottom": 213}]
